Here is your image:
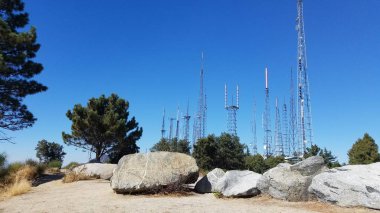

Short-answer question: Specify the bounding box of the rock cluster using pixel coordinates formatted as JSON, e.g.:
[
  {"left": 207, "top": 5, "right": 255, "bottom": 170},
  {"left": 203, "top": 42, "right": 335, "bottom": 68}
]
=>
[
  {"left": 309, "top": 162, "right": 380, "bottom": 210},
  {"left": 257, "top": 156, "right": 326, "bottom": 201}
]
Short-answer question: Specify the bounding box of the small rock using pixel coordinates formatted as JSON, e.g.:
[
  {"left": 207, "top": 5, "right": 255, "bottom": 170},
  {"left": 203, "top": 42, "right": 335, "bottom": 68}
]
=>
[
  {"left": 215, "top": 170, "right": 262, "bottom": 197},
  {"left": 73, "top": 163, "right": 117, "bottom": 180},
  {"left": 194, "top": 168, "right": 225, "bottom": 193}
]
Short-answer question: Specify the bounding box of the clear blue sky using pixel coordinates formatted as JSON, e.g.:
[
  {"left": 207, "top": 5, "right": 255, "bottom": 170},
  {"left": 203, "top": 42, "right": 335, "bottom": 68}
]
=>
[{"left": 2, "top": 0, "right": 380, "bottom": 165}]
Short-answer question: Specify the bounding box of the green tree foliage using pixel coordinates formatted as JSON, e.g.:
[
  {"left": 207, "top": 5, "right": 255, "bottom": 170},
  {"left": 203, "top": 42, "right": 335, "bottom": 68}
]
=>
[
  {"left": 264, "top": 156, "right": 285, "bottom": 169},
  {"left": 303, "top": 144, "right": 340, "bottom": 168},
  {"left": 244, "top": 154, "right": 268, "bottom": 174},
  {"left": 151, "top": 138, "right": 171, "bottom": 152},
  {"left": 192, "top": 133, "right": 245, "bottom": 171},
  {"left": 35, "top": 139, "right": 66, "bottom": 163},
  {"left": 192, "top": 135, "right": 218, "bottom": 171},
  {"left": 62, "top": 94, "right": 142, "bottom": 162},
  {"left": 0, "top": 0, "right": 47, "bottom": 138},
  {"left": 348, "top": 133, "right": 379, "bottom": 165},
  {"left": 151, "top": 138, "right": 191, "bottom": 154}
]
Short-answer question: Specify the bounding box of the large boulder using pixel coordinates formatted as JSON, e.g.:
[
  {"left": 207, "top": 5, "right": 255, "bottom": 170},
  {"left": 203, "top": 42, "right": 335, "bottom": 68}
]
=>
[
  {"left": 194, "top": 168, "right": 225, "bottom": 193},
  {"left": 72, "top": 163, "right": 117, "bottom": 180},
  {"left": 309, "top": 163, "right": 380, "bottom": 209},
  {"left": 258, "top": 156, "right": 326, "bottom": 201},
  {"left": 111, "top": 152, "right": 199, "bottom": 193},
  {"left": 215, "top": 170, "right": 262, "bottom": 197}
]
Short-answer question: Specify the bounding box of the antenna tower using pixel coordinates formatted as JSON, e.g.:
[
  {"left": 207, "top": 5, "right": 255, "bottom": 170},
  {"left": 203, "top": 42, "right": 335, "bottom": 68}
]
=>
[
  {"left": 263, "top": 67, "right": 273, "bottom": 157},
  {"left": 296, "top": 0, "right": 313, "bottom": 154},
  {"left": 182, "top": 102, "right": 191, "bottom": 142},
  {"left": 282, "top": 101, "right": 290, "bottom": 157},
  {"left": 169, "top": 118, "right": 175, "bottom": 141},
  {"left": 251, "top": 100, "right": 258, "bottom": 155},
  {"left": 175, "top": 107, "right": 180, "bottom": 139},
  {"left": 289, "top": 68, "right": 298, "bottom": 156},
  {"left": 224, "top": 84, "right": 239, "bottom": 136},
  {"left": 194, "top": 52, "right": 207, "bottom": 143},
  {"left": 274, "top": 98, "right": 283, "bottom": 156},
  {"left": 161, "top": 108, "right": 166, "bottom": 139}
]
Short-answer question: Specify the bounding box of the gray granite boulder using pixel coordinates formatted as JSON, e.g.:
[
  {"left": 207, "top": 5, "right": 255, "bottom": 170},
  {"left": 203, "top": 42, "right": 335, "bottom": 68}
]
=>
[
  {"left": 258, "top": 156, "right": 326, "bottom": 201},
  {"left": 111, "top": 152, "right": 199, "bottom": 193},
  {"left": 309, "top": 163, "right": 380, "bottom": 209},
  {"left": 215, "top": 170, "right": 262, "bottom": 197},
  {"left": 194, "top": 168, "right": 225, "bottom": 193},
  {"left": 73, "top": 163, "right": 117, "bottom": 180}
]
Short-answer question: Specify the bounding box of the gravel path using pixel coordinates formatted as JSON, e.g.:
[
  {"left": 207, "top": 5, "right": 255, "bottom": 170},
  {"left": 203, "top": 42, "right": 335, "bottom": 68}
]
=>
[{"left": 0, "top": 179, "right": 375, "bottom": 213}]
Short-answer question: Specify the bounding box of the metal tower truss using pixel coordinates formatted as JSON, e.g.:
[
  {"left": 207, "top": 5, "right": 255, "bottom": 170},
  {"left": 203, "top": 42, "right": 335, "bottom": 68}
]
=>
[
  {"left": 194, "top": 52, "right": 207, "bottom": 144},
  {"left": 282, "top": 101, "right": 290, "bottom": 157},
  {"left": 296, "top": 0, "right": 313, "bottom": 155},
  {"left": 161, "top": 108, "right": 166, "bottom": 139},
  {"left": 175, "top": 107, "right": 180, "bottom": 139},
  {"left": 263, "top": 67, "right": 273, "bottom": 157},
  {"left": 224, "top": 84, "right": 239, "bottom": 136},
  {"left": 274, "top": 98, "right": 284, "bottom": 156},
  {"left": 289, "top": 68, "right": 298, "bottom": 156},
  {"left": 251, "top": 100, "right": 258, "bottom": 155},
  {"left": 182, "top": 102, "right": 191, "bottom": 142},
  {"left": 169, "top": 117, "right": 175, "bottom": 141}
]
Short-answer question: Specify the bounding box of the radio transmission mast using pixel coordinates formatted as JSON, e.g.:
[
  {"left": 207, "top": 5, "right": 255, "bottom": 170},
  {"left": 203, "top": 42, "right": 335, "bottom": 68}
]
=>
[
  {"left": 175, "top": 107, "right": 180, "bottom": 139},
  {"left": 289, "top": 68, "right": 298, "bottom": 156},
  {"left": 274, "top": 98, "right": 283, "bottom": 156},
  {"left": 182, "top": 102, "right": 191, "bottom": 142},
  {"left": 296, "top": 0, "right": 313, "bottom": 154},
  {"left": 194, "top": 52, "right": 207, "bottom": 143},
  {"left": 161, "top": 108, "right": 166, "bottom": 139},
  {"left": 251, "top": 100, "right": 258, "bottom": 155},
  {"left": 225, "top": 84, "right": 239, "bottom": 136},
  {"left": 282, "top": 101, "right": 290, "bottom": 157},
  {"left": 263, "top": 67, "right": 273, "bottom": 157}
]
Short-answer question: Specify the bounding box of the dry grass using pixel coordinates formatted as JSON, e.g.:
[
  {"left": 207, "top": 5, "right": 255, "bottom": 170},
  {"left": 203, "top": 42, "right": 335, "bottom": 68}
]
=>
[
  {"left": 4, "top": 179, "right": 31, "bottom": 197},
  {"left": 62, "top": 171, "right": 96, "bottom": 183}
]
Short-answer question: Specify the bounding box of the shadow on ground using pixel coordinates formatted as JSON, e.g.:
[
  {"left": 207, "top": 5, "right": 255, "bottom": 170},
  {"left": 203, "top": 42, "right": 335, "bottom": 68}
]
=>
[{"left": 32, "top": 173, "right": 64, "bottom": 187}]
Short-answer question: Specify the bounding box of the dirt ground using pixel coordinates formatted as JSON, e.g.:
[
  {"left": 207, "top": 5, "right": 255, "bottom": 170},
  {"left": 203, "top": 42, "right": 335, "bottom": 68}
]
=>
[{"left": 0, "top": 178, "right": 376, "bottom": 213}]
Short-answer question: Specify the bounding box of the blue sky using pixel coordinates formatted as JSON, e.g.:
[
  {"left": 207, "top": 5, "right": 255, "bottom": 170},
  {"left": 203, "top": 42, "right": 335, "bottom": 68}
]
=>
[{"left": 2, "top": 0, "right": 380, "bottom": 164}]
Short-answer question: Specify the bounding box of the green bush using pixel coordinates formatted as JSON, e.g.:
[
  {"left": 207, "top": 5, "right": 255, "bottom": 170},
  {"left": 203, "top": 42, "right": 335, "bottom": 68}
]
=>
[
  {"left": 48, "top": 160, "right": 62, "bottom": 169},
  {"left": 264, "top": 156, "right": 285, "bottom": 169},
  {"left": 8, "top": 162, "right": 25, "bottom": 174},
  {"left": 245, "top": 154, "right": 268, "bottom": 174},
  {"left": 63, "top": 162, "right": 80, "bottom": 170}
]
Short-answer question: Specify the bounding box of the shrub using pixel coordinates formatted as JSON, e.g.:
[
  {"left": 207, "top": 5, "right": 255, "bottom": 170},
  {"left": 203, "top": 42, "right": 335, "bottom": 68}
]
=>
[
  {"left": 63, "top": 162, "right": 80, "bottom": 170},
  {"left": 5, "top": 179, "right": 31, "bottom": 197},
  {"left": 7, "top": 162, "right": 24, "bottom": 174},
  {"left": 62, "top": 171, "right": 95, "bottom": 183},
  {"left": 48, "top": 160, "right": 62, "bottom": 169},
  {"left": 264, "top": 156, "right": 285, "bottom": 169},
  {"left": 245, "top": 154, "right": 268, "bottom": 174}
]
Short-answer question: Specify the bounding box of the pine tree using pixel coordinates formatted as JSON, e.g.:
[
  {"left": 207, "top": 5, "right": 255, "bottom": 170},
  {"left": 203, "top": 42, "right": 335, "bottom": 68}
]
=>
[
  {"left": 348, "top": 133, "right": 379, "bottom": 165},
  {"left": 62, "top": 94, "right": 142, "bottom": 162},
  {"left": 0, "top": 0, "right": 47, "bottom": 139}
]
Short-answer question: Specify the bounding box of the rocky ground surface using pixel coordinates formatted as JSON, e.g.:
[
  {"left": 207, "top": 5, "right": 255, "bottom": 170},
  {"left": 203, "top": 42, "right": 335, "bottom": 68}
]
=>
[{"left": 0, "top": 178, "right": 376, "bottom": 213}]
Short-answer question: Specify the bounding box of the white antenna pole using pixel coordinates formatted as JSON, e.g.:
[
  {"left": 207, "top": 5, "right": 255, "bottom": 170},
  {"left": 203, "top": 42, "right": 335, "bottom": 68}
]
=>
[
  {"left": 265, "top": 67, "right": 269, "bottom": 89},
  {"left": 236, "top": 85, "right": 239, "bottom": 108}
]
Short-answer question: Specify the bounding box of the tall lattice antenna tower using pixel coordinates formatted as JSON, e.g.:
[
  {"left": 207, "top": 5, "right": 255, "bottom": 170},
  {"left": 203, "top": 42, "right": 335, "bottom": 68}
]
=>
[
  {"left": 296, "top": 0, "right": 313, "bottom": 154},
  {"left": 161, "top": 108, "right": 166, "bottom": 139},
  {"left": 274, "top": 98, "right": 283, "bottom": 156},
  {"left": 169, "top": 117, "right": 175, "bottom": 141},
  {"left": 194, "top": 52, "right": 207, "bottom": 143},
  {"left": 282, "top": 100, "right": 290, "bottom": 157},
  {"left": 182, "top": 102, "right": 191, "bottom": 142},
  {"left": 263, "top": 67, "right": 273, "bottom": 157},
  {"left": 289, "top": 68, "right": 298, "bottom": 156},
  {"left": 251, "top": 100, "right": 258, "bottom": 155},
  {"left": 175, "top": 107, "right": 180, "bottom": 139},
  {"left": 225, "top": 84, "right": 239, "bottom": 136}
]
